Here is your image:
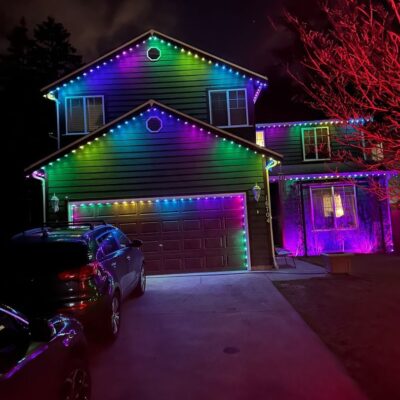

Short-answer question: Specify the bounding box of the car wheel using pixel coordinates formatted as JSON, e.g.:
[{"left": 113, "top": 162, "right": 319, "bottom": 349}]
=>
[
  {"left": 104, "top": 293, "right": 121, "bottom": 340},
  {"left": 132, "top": 264, "right": 146, "bottom": 297},
  {"left": 60, "top": 358, "right": 91, "bottom": 400}
]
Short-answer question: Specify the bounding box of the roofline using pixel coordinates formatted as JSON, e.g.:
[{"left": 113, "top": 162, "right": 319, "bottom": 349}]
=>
[
  {"left": 25, "top": 99, "right": 282, "bottom": 174},
  {"left": 41, "top": 29, "right": 268, "bottom": 94},
  {"left": 256, "top": 118, "right": 368, "bottom": 129}
]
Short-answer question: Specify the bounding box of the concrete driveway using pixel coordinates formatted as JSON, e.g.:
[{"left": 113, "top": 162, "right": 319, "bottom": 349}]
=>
[{"left": 90, "top": 272, "right": 366, "bottom": 400}]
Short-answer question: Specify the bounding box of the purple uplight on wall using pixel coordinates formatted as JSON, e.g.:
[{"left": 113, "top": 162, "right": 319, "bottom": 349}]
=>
[{"left": 279, "top": 178, "right": 394, "bottom": 256}]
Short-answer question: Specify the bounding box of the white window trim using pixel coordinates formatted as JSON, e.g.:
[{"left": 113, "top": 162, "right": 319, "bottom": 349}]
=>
[
  {"left": 208, "top": 88, "right": 250, "bottom": 128},
  {"left": 65, "top": 95, "right": 105, "bottom": 135},
  {"left": 309, "top": 184, "right": 359, "bottom": 232},
  {"left": 301, "top": 126, "right": 331, "bottom": 162}
]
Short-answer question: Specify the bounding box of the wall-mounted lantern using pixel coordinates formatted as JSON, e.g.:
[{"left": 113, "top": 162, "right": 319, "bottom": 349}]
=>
[
  {"left": 50, "top": 193, "right": 60, "bottom": 213},
  {"left": 252, "top": 183, "right": 261, "bottom": 202}
]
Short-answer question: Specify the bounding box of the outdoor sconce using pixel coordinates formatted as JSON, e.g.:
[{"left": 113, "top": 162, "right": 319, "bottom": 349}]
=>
[
  {"left": 252, "top": 183, "right": 261, "bottom": 202},
  {"left": 50, "top": 193, "right": 60, "bottom": 213}
]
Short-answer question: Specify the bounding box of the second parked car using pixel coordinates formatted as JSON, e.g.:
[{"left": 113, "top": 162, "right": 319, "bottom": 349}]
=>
[{"left": 0, "top": 222, "right": 145, "bottom": 340}]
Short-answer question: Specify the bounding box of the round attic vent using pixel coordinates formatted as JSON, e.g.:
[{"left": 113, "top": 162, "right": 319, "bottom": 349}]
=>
[
  {"left": 147, "top": 47, "right": 161, "bottom": 61},
  {"left": 146, "top": 116, "right": 163, "bottom": 133}
]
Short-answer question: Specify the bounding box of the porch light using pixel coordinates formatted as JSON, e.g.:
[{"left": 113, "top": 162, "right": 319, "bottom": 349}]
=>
[
  {"left": 252, "top": 183, "right": 261, "bottom": 202},
  {"left": 51, "top": 193, "right": 60, "bottom": 213}
]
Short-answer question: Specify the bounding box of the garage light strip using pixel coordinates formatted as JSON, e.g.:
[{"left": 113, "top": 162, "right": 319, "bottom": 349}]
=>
[
  {"left": 45, "top": 35, "right": 267, "bottom": 100},
  {"left": 69, "top": 193, "right": 251, "bottom": 270}
]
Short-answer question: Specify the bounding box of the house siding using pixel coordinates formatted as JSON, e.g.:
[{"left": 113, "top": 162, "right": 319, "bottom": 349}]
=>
[
  {"left": 57, "top": 38, "right": 257, "bottom": 145},
  {"left": 45, "top": 110, "right": 273, "bottom": 268},
  {"left": 261, "top": 124, "right": 363, "bottom": 165}
]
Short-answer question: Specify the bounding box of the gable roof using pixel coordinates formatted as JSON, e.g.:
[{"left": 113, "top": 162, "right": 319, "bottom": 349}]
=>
[
  {"left": 41, "top": 29, "right": 268, "bottom": 95},
  {"left": 25, "top": 100, "right": 282, "bottom": 175}
]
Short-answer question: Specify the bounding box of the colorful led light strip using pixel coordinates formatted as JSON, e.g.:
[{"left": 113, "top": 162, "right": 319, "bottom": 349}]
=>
[
  {"left": 45, "top": 35, "right": 267, "bottom": 99},
  {"left": 256, "top": 118, "right": 370, "bottom": 129},
  {"left": 69, "top": 193, "right": 250, "bottom": 269},
  {"left": 29, "top": 105, "right": 278, "bottom": 176},
  {"left": 269, "top": 170, "right": 396, "bottom": 182}
]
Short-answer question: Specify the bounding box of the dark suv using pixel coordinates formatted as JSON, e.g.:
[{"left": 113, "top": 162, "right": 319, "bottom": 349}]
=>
[{"left": 1, "top": 223, "right": 145, "bottom": 339}]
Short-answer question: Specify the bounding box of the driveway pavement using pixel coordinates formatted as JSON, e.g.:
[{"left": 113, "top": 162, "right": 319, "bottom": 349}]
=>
[{"left": 90, "top": 272, "right": 366, "bottom": 400}]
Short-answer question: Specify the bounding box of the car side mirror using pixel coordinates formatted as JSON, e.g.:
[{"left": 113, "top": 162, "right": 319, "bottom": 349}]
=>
[
  {"left": 129, "top": 239, "right": 143, "bottom": 248},
  {"left": 30, "top": 318, "right": 53, "bottom": 342}
]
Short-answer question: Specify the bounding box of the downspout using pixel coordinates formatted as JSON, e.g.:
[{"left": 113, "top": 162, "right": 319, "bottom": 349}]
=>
[
  {"left": 265, "top": 158, "right": 279, "bottom": 269},
  {"left": 32, "top": 170, "right": 47, "bottom": 224},
  {"left": 56, "top": 98, "right": 61, "bottom": 150},
  {"left": 44, "top": 92, "right": 61, "bottom": 150}
]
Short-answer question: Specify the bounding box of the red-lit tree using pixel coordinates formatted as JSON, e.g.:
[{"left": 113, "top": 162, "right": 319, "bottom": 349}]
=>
[{"left": 287, "top": 0, "right": 400, "bottom": 199}]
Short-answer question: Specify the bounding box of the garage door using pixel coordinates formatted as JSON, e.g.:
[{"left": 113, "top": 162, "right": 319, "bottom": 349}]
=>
[{"left": 69, "top": 194, "right": 250, "bottom": 274}]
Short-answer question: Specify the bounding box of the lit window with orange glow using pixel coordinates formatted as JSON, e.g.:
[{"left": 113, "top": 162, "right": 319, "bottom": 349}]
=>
[{"left": 256, "top": 130, "right": 265, "bottom": 147}]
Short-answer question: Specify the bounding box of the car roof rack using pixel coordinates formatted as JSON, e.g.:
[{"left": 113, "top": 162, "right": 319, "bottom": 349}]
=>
[{"left": 42, "top": 221, "right": 108, "bottom": 231}]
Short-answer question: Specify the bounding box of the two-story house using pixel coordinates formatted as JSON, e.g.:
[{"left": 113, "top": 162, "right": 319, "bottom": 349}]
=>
[
  {"left": 25, "top": 30, "right": 282, "bottom": 274},
  {"left": 256, "top": 119, "right": 395, "bottom": 256}
]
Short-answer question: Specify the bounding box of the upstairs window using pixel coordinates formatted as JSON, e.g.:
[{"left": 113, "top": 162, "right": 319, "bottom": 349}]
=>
[
  {"left": 66, "top": 96, "right": 104, "bottom": 134},
  {"left": 209, "top": 89, "right": 249, "bottom": 127},
  {"left": 371, "top": 143, "right": 384, "bottom": 161},
  {"left": 310, "top": 185, "right": 358, "bottom": 231},
  {"left": 363, "top": 139, "right": 384, "bottom": 162},
  {"left": 302, "top": 127, "right": 331, "bottom": 161},
  {"left": 256, "top": 130, "right": 265, "bottom": 147}
]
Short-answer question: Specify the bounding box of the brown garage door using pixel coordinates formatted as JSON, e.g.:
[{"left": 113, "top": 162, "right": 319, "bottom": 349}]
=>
[{"left": 69, "top": 194, "right": 249, "bottom": 274}]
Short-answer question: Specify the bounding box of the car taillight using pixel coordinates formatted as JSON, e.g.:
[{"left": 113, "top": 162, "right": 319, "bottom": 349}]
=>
[{"left": 58, "top": 262, "right": 99, "bottom": 281}]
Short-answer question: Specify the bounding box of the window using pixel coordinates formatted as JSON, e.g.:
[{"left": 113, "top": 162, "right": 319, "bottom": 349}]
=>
[
  {"left": 97, "top": 231, "right": 119, "bottom": 257},
  {"left": 146, "top": 116, "right": 163, "bottom": 133},
  {"left": 209, "top": 89, "right": 248, "bottom": 127},
  {"left": 364, "top": 142, "right": 384, "bottom": 161},
  {"left": 115, "top": 229, "right": 131, "bottom": 248},
  {"left": 371, "top": 143, "right": 384, "bottom": 161},
  {"left": 302, "top": 127, "right": 331, "bottom": 161},
  {"left": 310, "top": 185, "right": 358, "bottom": 231},
  {"left": 256, "top": 130, "right": 265, "bottom": 147},
  {"left": 147, "top": 47, "right": 161, "bottom": 61},
  {"left": 66, "top": 96, "right": 104, "bottom": 134}
]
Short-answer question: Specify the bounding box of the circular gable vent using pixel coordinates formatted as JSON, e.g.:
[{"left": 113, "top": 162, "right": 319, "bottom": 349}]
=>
[
  {"left": 146, "top": 116, "right": 163, "bottom": 133},
  {"left": 147, "top": 47, "right": 161, "bottom": 61}
]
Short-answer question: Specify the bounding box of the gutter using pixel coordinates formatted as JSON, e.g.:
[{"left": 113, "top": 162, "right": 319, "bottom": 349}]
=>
[
  {"left": 31, "top": 170, "right": 46, "bottom": 223},
  {"left": 265, "top": 159, "right": 280, "bottom": 269}
]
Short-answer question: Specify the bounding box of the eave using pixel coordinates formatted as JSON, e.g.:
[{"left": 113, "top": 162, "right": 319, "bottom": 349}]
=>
[{"left": 25, "top": 100, "right": 282, "bottom": 175}]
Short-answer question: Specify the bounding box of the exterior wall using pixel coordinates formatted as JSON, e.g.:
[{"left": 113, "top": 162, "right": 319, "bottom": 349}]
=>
[
  {"left": 279, "top": 178, "right": 392, "bottom": 256},
  {"left": 56, "top": 37, "right": 258, "bottom": 145},
  {"left": 261, "top": 124, "right": 362, "bottom": 165},
  {"left": 45, "top": 109, "right": 273, "bottom": 268},
  {"left": 391, "top": 206, "right": 400, "bottom": 254}
]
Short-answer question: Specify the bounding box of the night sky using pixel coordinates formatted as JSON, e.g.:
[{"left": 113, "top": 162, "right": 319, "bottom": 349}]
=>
[{"left": 0, "top": 0, "right": 325, "bottom": 121}]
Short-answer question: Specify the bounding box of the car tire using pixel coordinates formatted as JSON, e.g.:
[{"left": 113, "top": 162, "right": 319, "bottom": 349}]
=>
[
  {"left": 60, "top": 358, "right": 91, "bottom": 400},
  {"left": 103, "top": 292, "right": 121, "bottom": 341},
  {"left": 132, "top": 264, "right": 146, "bottom": 297}
]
